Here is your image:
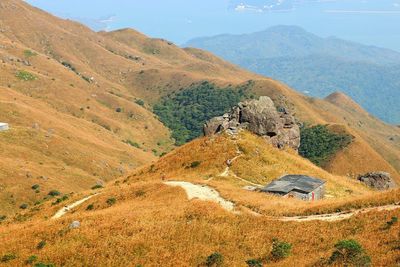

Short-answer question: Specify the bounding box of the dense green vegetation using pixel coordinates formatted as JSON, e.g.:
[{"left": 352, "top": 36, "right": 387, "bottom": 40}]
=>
[
  {"left": 299, "top": 125, "right": 353, "bottom": 166},
  {"left": 154, "top": 81, "right": 254, "bottom": 145}
]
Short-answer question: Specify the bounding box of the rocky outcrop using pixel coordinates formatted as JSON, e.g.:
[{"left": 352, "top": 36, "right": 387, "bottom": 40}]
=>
[
  {"left": 358, "top": 172, "right": 396, "bottom": 190},
  {"left": 203, "top": 96, "right": 300, "bottom": 151}
]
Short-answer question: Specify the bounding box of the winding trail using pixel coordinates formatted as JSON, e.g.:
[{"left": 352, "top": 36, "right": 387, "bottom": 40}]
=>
[
  {"left": 276, "top": 203, "right": 400, "bottom": 222},
  {"left": 164, "top": 181, "right": 400, "bottom": 222},
  {"left": 218, "top": 140, "right": 263, "bottom": 187},
  {"left": 51, "top": 194, "right": 99, "bottom": 220},
  {"left": 51, "top": 182, "right": 399, "bottom": 222},
  {"left": 164, "top": 181, "right": 235, "bottom": 211}
]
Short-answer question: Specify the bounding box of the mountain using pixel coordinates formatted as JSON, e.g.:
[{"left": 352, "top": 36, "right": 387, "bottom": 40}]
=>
[
  {"left": 0, "top": 1, "right": 400, "bottom": 266},
  {"left": 0, "top": 0, "right": 256, "bottom": 215},
  {"left": 0, "top": 1, "right": 399, "bottom": 217},
  {"left": 185, "top": 25, "right": 400, "bottom": 124}
]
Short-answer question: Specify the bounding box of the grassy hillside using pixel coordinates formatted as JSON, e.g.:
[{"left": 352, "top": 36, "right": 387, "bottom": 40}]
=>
[
  {"left": 0, "top": 132, "right": 399, "bottom": 266},
  {"left": 0, "top": 0, "right": 260, "bottom": 215},
  {"left": 185, "top": 25, "right": 400, "bottom": 124},
  {"left": 0, "top": 0, "right": 399, "bottom": 217}
]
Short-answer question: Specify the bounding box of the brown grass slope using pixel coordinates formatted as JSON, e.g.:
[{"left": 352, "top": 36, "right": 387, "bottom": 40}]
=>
[
  {"left": 5, "top": 0, "right": 400, "bottom": 176},
  {"left": 0, "top": 0, "right": 399, "bottom": 216},
  {"left": 0, "top": 0, "right": 259, "bottom": 214},
  {"left": 0, "top": 132, "right": 399, "bottom": 266}
]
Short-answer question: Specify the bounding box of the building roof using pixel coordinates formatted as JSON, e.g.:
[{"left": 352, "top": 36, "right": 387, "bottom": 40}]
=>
[{"left": 261, "top": 175, "right": 325, "bottom": 194}]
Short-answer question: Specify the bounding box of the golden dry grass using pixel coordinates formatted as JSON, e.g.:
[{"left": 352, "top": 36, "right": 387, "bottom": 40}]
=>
[
  {"left": 0, "top": 179, "right": 399, "bottom": 266},
  {"left": 0, "top": 0, "right": 399, "bottom": 217},
  {"left": 0, "top": 132, "right": 399, "bottom": 266},
  {"left": 0, "top": 6, "right": 399, "bottom": 267}
]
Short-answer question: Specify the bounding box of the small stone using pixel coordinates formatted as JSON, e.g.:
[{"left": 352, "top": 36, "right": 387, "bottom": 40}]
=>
[{"left": 69, "top": 221, "right": 80, "bottom": 229}]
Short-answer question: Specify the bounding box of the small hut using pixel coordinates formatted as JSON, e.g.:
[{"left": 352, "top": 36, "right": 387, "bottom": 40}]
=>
[{"left": 261, "top": 175, "right": 326, "bottom": 201}]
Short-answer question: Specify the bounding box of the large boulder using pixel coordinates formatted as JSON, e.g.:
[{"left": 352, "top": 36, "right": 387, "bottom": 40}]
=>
[
  {"left": 203, "top": 96, "right": 300, "bottom": 151},
  {"left": 358, "top": 172, "right": 396, "bottom": 190}
]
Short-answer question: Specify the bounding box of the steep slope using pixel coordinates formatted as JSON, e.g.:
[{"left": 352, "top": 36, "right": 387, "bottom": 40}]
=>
[
  {"left": 0, "top": 132, "right": 399, "bottom": 266},
  {"left": 185, "top": 25, "right": 400, "bottom": 124}
]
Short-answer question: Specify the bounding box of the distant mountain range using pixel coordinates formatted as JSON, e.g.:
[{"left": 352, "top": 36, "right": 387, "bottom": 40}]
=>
[{"left": 185, "top": 25, "right": 400, "bottom": 124}]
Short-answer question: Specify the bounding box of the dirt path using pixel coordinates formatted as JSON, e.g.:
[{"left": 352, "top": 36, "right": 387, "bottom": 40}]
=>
[
  {"left": 218, "top": 141, "right": 263, "bottom": 187},
  {"left": 51, "top": 194, "right": 99, "bottom": 220},
  {"left": 277, "top": 203, "right": 400, "bottom": 222},
  {"left": 164, "top": 181, "right": 400, "bottom": 222},
  {"left": 164, "top": 181, "right": 235, "bottom": 211}
]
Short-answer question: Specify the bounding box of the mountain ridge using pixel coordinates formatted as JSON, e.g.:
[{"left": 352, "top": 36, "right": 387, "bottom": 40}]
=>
[{"left": 185, "top": 25, "right": 400, "bottom": 124}]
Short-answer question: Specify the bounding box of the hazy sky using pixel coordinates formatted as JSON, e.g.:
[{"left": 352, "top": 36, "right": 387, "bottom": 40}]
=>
[{"left": 26, "top": 0, "right": 400, "bottom": 51}]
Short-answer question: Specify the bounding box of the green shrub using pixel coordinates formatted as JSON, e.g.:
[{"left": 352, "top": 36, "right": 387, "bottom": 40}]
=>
[
  {"left": 135, "top": 190, "right": 146, "bottom": 198},
  {"left": 61, "top": 61, "right": 76, "bottom": 72},
  {"left": 52, "top": 195, "right": 69, "bottom": 205},
  {"left": 270, "top": 239, "right": 292, "bottom": 261},
  {"left": 26, "top": 255, "right": 38, "bottom": 264},
  {"left": 299, "top": 125, "right": 352, "bottom": 166},
  {"left": 31, "top": 184, "right": 40, "bottom": 190},
  {"left": 205, "top": 252, "right": 224, "bottom": 267},
  {"left": 115, "top": 107, "right": 123, "bottom": 113},
  {"left": 16, "top": 70, "right": 37, "bottom": 81},
  {"left": 135, "top": 99, "right": 145, "bottom": 106},
  {"left": 24, "top": 50, "right": 37, "bottom": 57},
  {"left": 34, "top": 263, "right": 55, "bottom": 267},
  {"left": 1, "top": 253, "right": 17, "bottom": 262},
  {"left": 329, "top": 239, "right": 371, "bottom": 266},
  {"left": 48, "top": 190, "right": 61, "bottom": 197},
  {"left": 36, "top": 240, "right": 46, "bottom": 250},
  {"left": 106, "top": 198, "right": 116, "bottom": 206},
  {"left": 0, "top": 215, "right": 6, "bottom": 222},
  {"left": 190, "top": 161, "right": 201, "bottom": 168},
  {"left": 81, "top": 75, "right": 91, "bottom": 83},
  {"left": 246, "top": 258, "right": 263, "bottom": 267},
  {"left": 385, "top": 216, "right": 398, "bottom": 229},
  {"left": 20, "top": 203, "right": 29, "bottom": 209},
  {"left": 123, "top": 139, "right": 141, "bottom": 149},
  {"left": 154, "top": 81, "right": 254, "bottom": 145},
  {"left": 91, "top": 184, "right": 103, "bottom": 190},
  {"left": 86, "top": 204, "right": 94, "bottom": 211}
]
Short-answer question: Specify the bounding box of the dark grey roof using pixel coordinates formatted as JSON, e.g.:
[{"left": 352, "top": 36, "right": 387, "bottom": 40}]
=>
[{"left": 262, "top": 175, "right": 325, "bottom": 194}]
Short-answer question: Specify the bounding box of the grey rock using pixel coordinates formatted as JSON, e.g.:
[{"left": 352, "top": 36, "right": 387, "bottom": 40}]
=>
[
  {"left": 203, "top": 96, "right": 300, "bottom": 151},
  {"left": 69, "top": 221, "right": 81, "bottom": 229},
  {"left": 203, "top": 116, "right": 226, "bottom": 136},
  {"left": 358, "top": 172, "right": 396, "bottom": 190}
]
